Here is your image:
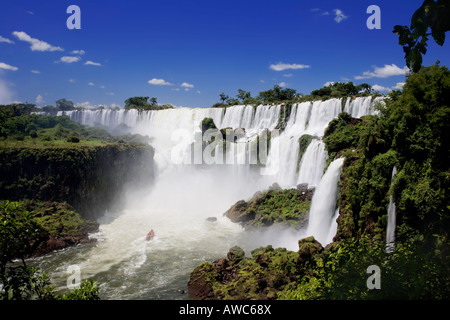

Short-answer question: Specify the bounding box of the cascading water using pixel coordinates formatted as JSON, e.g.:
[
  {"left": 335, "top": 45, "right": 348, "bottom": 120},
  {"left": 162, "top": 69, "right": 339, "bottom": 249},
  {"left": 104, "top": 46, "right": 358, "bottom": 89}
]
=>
[
  {"left": 32, "top": 97, "right": 380, "bottom": 298},
  {"left": 297, "top": 139, "right": 327, "bottom": 188},
  {"left": 386, "top": 166, "right": 397, "bottom": 253},
  {"left": 305, "top": 157, "right": 345, "bottom": 246}
]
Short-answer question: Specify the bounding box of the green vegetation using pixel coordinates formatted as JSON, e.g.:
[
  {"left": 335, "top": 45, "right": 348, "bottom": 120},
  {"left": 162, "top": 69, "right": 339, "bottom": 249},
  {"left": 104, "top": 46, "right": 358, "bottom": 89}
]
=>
[
  {"left": 124, "top": 96, "right": 174, "bottom": 110},
  {"left": 309, "top": 82, "right": 374, "bottom": 99},
  {"left": 225, "top": 188, "right": 311, "bottom": 229},
  {"left": 0, "top": 201, "right": 100, "bottom": 300},
  {"left": 212, "top": 83, "right": 378, "bottom": 108},
  {"left": 393, "top": 0, "right": 450, "bottom": 72},
  {"left": 297, "top": 134, "right": 314, "bottom": 171}
]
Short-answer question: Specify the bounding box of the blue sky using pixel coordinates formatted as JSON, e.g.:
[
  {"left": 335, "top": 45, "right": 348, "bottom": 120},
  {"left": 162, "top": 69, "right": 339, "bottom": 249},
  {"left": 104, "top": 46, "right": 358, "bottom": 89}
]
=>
[{"left": 0, "top": 0, "right": 449, "bottom": 108}]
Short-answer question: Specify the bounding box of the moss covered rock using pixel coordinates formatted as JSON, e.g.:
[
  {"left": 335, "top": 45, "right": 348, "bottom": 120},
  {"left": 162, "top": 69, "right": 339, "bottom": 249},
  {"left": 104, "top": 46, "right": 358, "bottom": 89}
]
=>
[{"left": 224, "top": 188, "right": 312, "bottom": 229}]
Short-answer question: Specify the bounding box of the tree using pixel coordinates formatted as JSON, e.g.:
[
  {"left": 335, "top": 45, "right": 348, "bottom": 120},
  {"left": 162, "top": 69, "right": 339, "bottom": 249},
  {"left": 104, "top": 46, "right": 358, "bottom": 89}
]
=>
[
  {"left": 393, "top": 0, "right": 450, "bottom": 72},
  {"left": 124, "top": 96, "right": 151, "bottom": 110},
  {"left": 236, "top": 89, "right": 251, "bottom": 103},
  {"left": 219, "top": 93, "right": 229, "bottom": 104},
  {"left": 149, "top": 97, "right": 158, "bottom": 106},
  {"left": 56, "top": 99, "right": 75, "bottom": 111},
  {"left": 257, "top": 85, "right": 297, "bottom": 103}
]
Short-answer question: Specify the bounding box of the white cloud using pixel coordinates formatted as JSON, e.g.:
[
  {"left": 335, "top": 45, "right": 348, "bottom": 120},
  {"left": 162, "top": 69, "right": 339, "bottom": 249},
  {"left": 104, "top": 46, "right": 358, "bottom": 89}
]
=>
[
  {"left": 31, "top": 70, "right": 40, "bottom": 74},
  {"left": 88, "top": 82, "right": 95, "bottom": 86},
  {"left": 76, "top": 101, "right": 96, "bottom": 109},
  {"left": 334, "top": 9, "right": 348, "bottom": 23},
  {"left": 270, "top": 62, "right": 310, "bottom": 71},
  {"left": 393, "top": 82, "right": 406, "bottom": 90},
  {"left": 0, "top": 79, "right": 15, "bottom": 104},
  {"left": 148, "top": 78, "right": 173, "bottom": 86},
  {"left": 26, "top": 11, "right": 34, "bottom": 15},
  {"left": 372, "top": 84, "right": 391, "bottom": 92},
  {"left": 324, "top": 81, "right": 335, "bottom": 87},
  {"left": 84, "top": 60, "right": 102, "bottom": 66},
  {"left": 355, "top": 64, "right": 409, "bottom": 79},
  {"left": 71, "top": 50, "right": 85, "bottom": 55},
  {"left": 283, "top": 74, "right": 293, "bottom": 78},
  {"left": 12, "top": 31, "right": 63, "bottom": 52},
  {"left": 197, "top": 90, "right": 201, "bottom": 94},
  {"left": 76, "top": 102, "right": 120, "bottom": 110},
  {"left": 68, "top": 79, "right": 76, "bottom": 83},
  {"left": 106, "top": 92, "right": 115, "bottom": 96},
  {"left": 181, "top": 82, "right": 194, "bottom": 91},
  {"left": 57, "top": 56, "right": 80, "bottom": 63},
  {"left": 0, "top": 35, "right": 14, "bottom": 44},
  {"left": 372, "top": 82, "right": 406, "bottom": 92},
  {"left": 278, "top": 82, "right": 287, "bottom": 87},
  {"left": 35, "top": 94, "right": 44, "bottom": 105},
  {"left": 100, "top": 85, "right": 105, "bottom": 89},
  {"left": 181, "top": 82, "right": 194, "bottom": 88},
  {"left": 0, "top": 62, "right": 18, "bottom": 71}
]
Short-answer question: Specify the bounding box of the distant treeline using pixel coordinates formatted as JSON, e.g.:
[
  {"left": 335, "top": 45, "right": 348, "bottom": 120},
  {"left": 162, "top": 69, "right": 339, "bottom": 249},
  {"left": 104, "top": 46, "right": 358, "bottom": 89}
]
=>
[{"left": 212, "top": 82, "right": 382, "bottom": 108}]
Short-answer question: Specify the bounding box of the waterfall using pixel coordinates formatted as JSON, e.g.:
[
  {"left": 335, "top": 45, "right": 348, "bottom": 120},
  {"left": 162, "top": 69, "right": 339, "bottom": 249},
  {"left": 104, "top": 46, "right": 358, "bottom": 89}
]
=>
[
  {"left": 297, "top": 139, "right": 327, "bottom": 188},
  {"left": 306, "top": 157, "right": 345, "bottom": 246},
  {"left": 59, "top": 99, "right": 380, "bottom": 188},
  {"left": 386, "top": 166, "right": 397, "bottom": 253}
]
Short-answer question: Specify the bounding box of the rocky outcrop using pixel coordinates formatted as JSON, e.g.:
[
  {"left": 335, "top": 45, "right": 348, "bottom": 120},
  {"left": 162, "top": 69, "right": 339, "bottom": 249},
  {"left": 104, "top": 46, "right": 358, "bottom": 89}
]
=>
[
  {"left": 188, "top": 236, "right": 324, "bottom": 300},
  {"left": 24, "top": 201, "right": 100, "bottom": 257},
  {"left": 224, "top": 184, "right": 313, "bottom": 230}
]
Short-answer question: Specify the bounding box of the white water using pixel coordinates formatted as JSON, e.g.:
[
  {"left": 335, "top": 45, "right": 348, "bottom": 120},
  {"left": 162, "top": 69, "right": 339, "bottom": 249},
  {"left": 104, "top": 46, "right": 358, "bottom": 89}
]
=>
[
  {"left": 297, "top": 139, "right": 327, "bottom": 188},
  {"left": 31, "top": 97, "right": 380, "bottom": 298},
  {"left": 306, "top": 157, "right": 345, "bottom": 246},
  {"left": 386, "top": 166, "right": 397, "bottom": 253}
]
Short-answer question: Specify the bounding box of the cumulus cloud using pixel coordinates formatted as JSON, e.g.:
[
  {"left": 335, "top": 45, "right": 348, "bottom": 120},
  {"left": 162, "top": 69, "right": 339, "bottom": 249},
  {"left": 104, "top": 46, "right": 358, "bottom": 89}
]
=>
[
  {"left": 57, "top": 56, "right": 80, "bottom": 63},
  {"left": 12, "top": 31, "right": 63, "bottom": 52},
  {"left": 0, "top": 79, "right": 15, "bottom": 104},
  {"left": 0, "top": 62, "right": 18, "bottom": 71},
  {"left": 372, "top": 82, "right": 406, "bottom": 92},
  {"left": 68, "top": 79, "right": 76, "bottom": 83},
  {"left": 31, "top": 70, "right": 40, "bottom": 74},
  {"left": 371, "top": 84, "right": 391, "bottom": 92},
  {"left": 324, "top": 81, "right": 335, "bottom": 87},
  {"left": 278, "top": 82, "right": 287, "bottom": 88},
  {"left": 148, "top": 78, "right": 173, "bottom": 86},
  {"left": 269, "top": 62, "right": 310, "bottom": 71},
  {"left": 334, "top": 9, "right": 348, "bottom": 23},
  {"left": 393, "top": 82, "right": 406, "bottom": 90},
  {"left": 88, "top": 82, "right": 95, "bottom": 86},
  {"left": 0, "top": 35, "right": 14, "bottom": 44},
  {"left": 84, "top": 60, "right": 102, "bottom": 66},
  {"left": 35, "top": 94, "right": 44, "bottom": 105},
  {"left": 355, "top": 64, "right": 409, "bottom": 79},
  {"left": 71, "top": 49, "right": 85, "bottom": 55},
  {"left": 181, "top": 82, "right": 194, "bottom": 88},
  {"left": 181, "top": 82, "right": 194, "bottom": 91}
]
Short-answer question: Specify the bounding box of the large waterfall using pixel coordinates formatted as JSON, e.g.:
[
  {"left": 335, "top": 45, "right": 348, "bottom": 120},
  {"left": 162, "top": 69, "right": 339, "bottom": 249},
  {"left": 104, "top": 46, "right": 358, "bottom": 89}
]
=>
[
  {"left": 60, "top": 96, "right": 382, "bottom": 190},
  {"left": 32, "top": 96, "right": 382, "bottom": 299}
]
